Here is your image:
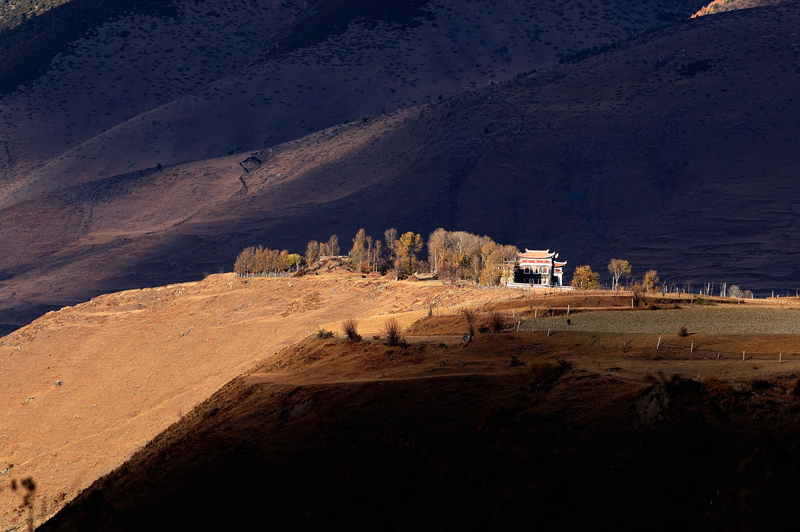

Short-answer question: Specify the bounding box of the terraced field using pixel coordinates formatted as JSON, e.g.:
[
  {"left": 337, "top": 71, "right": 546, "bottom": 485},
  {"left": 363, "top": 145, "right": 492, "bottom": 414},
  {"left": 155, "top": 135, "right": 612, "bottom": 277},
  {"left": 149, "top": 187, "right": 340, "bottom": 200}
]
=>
[{"left": 523, "top": 307, "right": 800, "bottom": 335}]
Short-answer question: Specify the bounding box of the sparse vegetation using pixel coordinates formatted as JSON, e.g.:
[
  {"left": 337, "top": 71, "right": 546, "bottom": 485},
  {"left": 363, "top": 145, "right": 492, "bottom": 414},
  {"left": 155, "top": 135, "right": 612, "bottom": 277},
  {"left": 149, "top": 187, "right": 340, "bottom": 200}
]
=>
[
  {"left": 750, "top": 379, "right": 771, "bottom": 391},
  {"left": 678, "top": 324, "right": 689, "bottom": 337},
  {"left": 341, "top": 318, "right": 361, "bottom": 342},
  {"left": 528, "top": 359, "right": 570, "bottom": 385},
  {"left": 677, "top": 59, "right": 713, "bottom": 78},
  {"left": 461, "top": 307, "right": 475, "bottom": 338},
  {"left": 694, "top": 297, "right": 717, "bottom": 306},
  {"left": 490, "top": 312, "right": 505, "bottom": 333},
  {"left": 703, "top": 376, "right": 735, "bottom": 409},
  {"left": 383, "top": 318, "right": 404, "bottom": 346},
  {"left": 316, "top": 328, "right": 334, "bottom": 339}
]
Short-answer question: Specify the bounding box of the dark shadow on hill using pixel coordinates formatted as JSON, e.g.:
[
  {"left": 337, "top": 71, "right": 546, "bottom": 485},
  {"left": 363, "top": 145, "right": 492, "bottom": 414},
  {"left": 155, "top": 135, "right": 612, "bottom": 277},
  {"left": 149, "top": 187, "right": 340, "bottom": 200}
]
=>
[
  {"left": 266, "top": 0, "right": 433, "bottom": 59},
  {"left": 0, "top": 0, "right": 178, "bottom": 94},
  {"left": 36, "top": 362, "right": 800, "bottom": 532}
]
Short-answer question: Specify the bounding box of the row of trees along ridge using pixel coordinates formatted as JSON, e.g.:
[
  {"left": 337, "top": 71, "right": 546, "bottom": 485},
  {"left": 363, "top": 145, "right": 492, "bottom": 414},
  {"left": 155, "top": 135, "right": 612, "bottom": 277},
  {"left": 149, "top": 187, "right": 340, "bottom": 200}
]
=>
[{"left": 234, "top": 228, "right": 519, "bottom": 285}]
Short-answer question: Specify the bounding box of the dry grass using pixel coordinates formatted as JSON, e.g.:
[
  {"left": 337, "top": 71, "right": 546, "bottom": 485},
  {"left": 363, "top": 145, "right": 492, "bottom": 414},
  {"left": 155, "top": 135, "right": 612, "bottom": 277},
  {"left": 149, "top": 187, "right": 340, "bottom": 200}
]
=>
[
  {"left": 383, "top": 318, "right": 404, "bottom": 346},
  {"left": 341, "top": 318, "right": 361, "bottom": 342}
]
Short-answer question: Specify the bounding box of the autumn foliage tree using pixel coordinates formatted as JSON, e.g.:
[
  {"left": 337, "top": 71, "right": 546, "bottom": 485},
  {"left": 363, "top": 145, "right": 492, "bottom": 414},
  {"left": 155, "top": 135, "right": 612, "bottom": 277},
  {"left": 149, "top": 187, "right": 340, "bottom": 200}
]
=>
[
  {"left": 643, "top": 269, "right": 660, "bottom": 293},
  {"left": 348, "top": 228, "right": 384, "bottom": 272},
  {"left": 426, "top": 228, "right": 517, "bottom": 286},
  {"left": 608, "top": 259, "right": 632, "bottom": 291},
  {"left": 394, "top": 231, "right": 424, "bottom": 278},
  {"left": 234, "top": 246, "right": 299, "bottom": 276},
  {"left": 349, "top": 228, "right": 368, "bottom": 270},
  {"left": 571, "top": 265, "right": 600, "bottom": 290}
]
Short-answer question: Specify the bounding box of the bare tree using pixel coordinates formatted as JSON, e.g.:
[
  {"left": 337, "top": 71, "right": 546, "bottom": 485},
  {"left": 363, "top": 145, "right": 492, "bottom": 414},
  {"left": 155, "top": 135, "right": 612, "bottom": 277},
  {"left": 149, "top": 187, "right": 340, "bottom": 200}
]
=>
[
  {"left": 326, "top": 234, "right": 340, "bottom": 256},
  {"left": 305, "top": 240, "right": 321, "bottom": 265},
  {"left": 427, "top": 227, "right": 447, "bottom": 275}
]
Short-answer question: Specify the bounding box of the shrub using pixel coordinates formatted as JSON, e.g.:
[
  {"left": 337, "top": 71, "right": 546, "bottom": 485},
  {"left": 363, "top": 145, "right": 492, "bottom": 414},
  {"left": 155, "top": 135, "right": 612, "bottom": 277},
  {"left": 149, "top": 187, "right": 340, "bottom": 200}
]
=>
[
  {"left": 678, "top": 325, "right": 688, "bottom": 337},
  {"left": 678, "top": 59, "right": 713, "bottom": 78},
  {"left": 703, "top": 377, "right": 735, "bottom": 409},
  {"left": 316, "top": 328, "right": 334, "bottom": 339},
  {"left": 461, "top": 307, "right": 476, "bottom": 337},
  {"left": 490, "top": 312, "right": 505, "bottom": 333},
  {"left": 384, "top": 318, "right": 404, "bottom": 346},
  {"left": 750, "top": 379, "right": 771, "bottom": 391},
  {"left": 341, "top": 318, "right": 361, "bottom": 342},
  {"left": 528, "top": 359, "right": 571, "bottom": 385}
]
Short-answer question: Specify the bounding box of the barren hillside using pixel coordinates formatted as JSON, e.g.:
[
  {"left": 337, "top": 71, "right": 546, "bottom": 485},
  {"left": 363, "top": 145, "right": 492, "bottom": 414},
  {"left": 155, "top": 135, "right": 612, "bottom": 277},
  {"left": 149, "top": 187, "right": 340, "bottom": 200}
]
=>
[
  {"left": 0, "top": 269, "right": 517, "bottom": 529},
  {"left": 34, "top": 289, "right": 800, "bottom": 531}
]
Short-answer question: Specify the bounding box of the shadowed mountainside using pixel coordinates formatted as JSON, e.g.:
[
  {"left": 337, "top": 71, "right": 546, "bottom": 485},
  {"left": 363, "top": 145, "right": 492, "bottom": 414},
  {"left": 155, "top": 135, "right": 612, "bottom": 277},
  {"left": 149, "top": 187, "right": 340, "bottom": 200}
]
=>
[
  {"left": 225, "top": 2, "right": 800, "bottom": 290},
  {"left": 0, "top": 0, "right": 717, "bottom": 332},
  {"left": 692, "top": 0, "right": 787, "bottom": 17}
]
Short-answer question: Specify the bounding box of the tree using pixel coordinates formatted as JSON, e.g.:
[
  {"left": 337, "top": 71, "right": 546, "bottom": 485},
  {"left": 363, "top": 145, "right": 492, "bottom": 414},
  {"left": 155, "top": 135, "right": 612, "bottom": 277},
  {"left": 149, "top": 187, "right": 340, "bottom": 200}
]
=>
[
  {"left": 234, "top": 246, "right": 257, "bottom": 276},
  {"left": 643, "top": 269, "right": 660, "bottom": 293},
  {"left": 326, "top": 234, "right": 340, "bottom": 256},
  {"left": 608, "top": 259, "right": 632, "bottom": 291},
  {"left": 571, "top": 265, "right": 600, "bottom": 290},
  {"left": 350, "top": 228, "right": 368, "bottom": 270},
  {"left": 384, "top": 228, "right": 398, "bottom": 267},
  {"left": 286, "top": 253, "right": 303, "bottom": 271},
  {"left": 234, "top": 246, "right": 295, "bottom": 276},
  {"left": 305, "top": 240, "right": 321, "bottom": 265},
  {"left": 394, "top": 231, "right": 424, "bottom": 278},
  {"left": 427, "top": 228, "right": 447, "bottom": 275},
  {"left": 372, "top": 240, "right": 383, "bottom": 272}
]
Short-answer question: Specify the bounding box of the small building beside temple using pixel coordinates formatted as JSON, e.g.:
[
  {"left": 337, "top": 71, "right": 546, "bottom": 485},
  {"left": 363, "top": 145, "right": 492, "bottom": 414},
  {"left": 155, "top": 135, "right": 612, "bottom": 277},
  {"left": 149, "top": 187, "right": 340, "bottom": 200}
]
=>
[{"left": 513, "top": 249, "right": 566, "bottom": 286}]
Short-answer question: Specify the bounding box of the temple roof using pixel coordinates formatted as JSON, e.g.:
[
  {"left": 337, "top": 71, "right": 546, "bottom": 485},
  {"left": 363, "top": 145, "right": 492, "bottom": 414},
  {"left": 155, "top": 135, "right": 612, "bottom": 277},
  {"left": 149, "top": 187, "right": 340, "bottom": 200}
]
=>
[{"left": 518, "top": 249, "right": 556, "bottom": 259}]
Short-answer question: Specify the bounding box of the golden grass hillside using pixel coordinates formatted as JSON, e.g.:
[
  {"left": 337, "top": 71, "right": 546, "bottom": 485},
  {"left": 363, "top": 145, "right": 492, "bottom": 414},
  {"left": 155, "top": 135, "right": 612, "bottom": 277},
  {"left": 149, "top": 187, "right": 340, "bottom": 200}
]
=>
[
  {"left": 32, "top": 285, "right": 800, "bottom": 531},
  {"left": 0, "top": 270, "right": 521, "bottom": 529}
]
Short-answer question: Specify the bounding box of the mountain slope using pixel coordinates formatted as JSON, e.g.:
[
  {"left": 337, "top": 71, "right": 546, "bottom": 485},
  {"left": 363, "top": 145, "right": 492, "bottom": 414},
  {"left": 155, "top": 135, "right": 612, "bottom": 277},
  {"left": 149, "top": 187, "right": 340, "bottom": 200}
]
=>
[
  {"left": 37, "top": 303, "right": 800, "bottom": 531},
  {"left": 227, "top": 2, "right": 800, "bottom": 290},
  {"left": 0, "top": 0, "right": 715, "bottom": 331},
  {"left": 0, "top": 270, "right": 503, "bottom": 529}
]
